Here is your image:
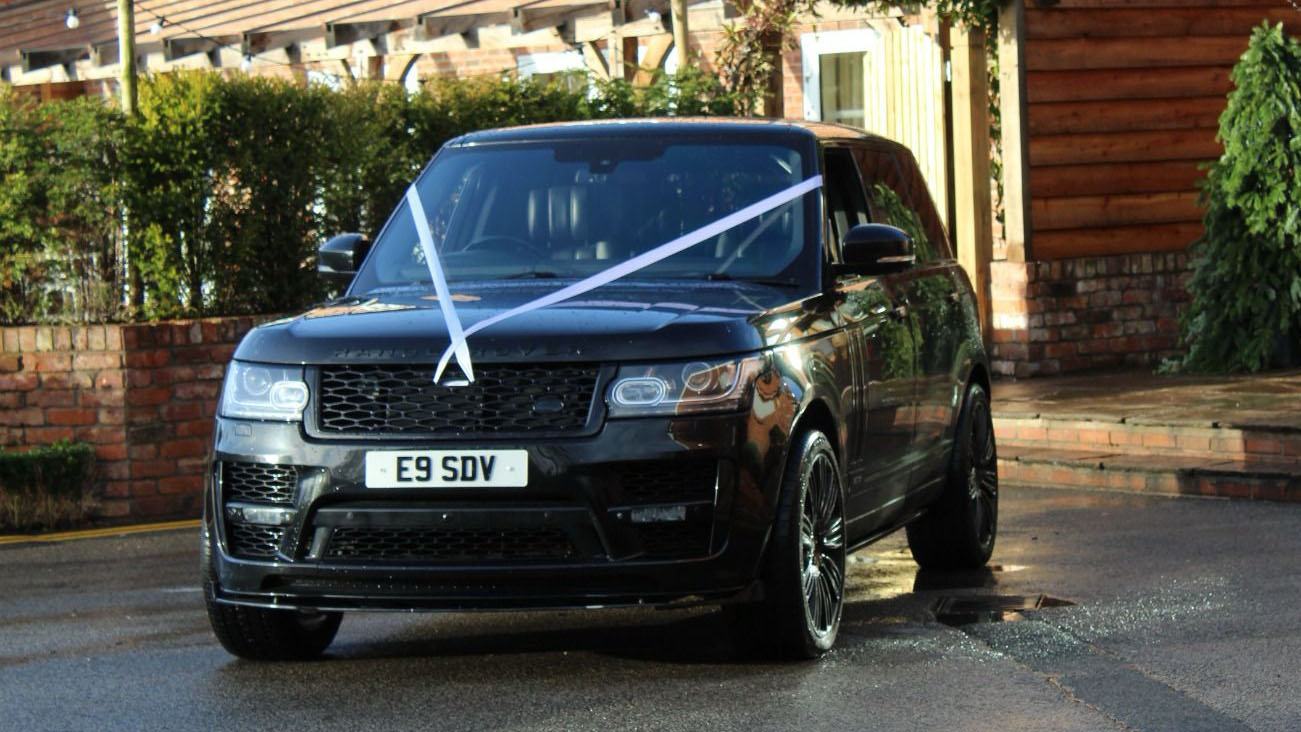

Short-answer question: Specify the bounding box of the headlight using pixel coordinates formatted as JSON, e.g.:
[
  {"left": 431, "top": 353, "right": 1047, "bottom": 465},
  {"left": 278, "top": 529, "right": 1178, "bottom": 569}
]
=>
[
  {"left": 219, "top": 362, "right": 309, "bottom": 421},
  {"left": 607, "top": 355, "right": 765, "bottom": 417}
]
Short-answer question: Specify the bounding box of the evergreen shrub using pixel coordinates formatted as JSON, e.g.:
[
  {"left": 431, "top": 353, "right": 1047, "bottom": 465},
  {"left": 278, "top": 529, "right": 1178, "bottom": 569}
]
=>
[{"left": 1180, "top": 23, "right": 1301, "bottom": 372}]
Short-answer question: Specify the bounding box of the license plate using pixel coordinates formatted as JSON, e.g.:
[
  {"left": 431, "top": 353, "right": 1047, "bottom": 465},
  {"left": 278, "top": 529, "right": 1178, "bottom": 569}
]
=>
[{"left": 365, "top": 450, "right": 528, "bottom": 488}]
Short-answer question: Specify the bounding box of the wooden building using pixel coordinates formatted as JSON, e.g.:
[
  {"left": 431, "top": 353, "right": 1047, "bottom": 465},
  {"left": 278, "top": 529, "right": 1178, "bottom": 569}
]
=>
[{"left": 990, "top": 0, "right": 1299, "bottom": 377}]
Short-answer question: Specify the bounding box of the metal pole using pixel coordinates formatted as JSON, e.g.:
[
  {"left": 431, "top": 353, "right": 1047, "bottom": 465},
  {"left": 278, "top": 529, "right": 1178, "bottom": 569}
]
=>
[
  {"left": 670, "top": 0, "right": 688, "bottom": 67},
  {"left": 117, "top": 0, "right": 137, "bottom": 116}
]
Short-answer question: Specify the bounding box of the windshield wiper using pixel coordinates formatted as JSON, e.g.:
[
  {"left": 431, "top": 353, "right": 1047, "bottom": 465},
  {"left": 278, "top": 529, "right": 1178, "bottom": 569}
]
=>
[{"left": 703, "top": 273, "right": 802, "bottom": 288}]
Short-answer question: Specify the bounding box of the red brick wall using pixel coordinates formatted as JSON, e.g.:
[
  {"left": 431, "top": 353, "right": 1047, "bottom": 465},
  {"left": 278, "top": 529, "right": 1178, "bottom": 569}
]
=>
[
  {"left": 990, "top": 252, "right": 1190, "bottom": 378},
  {"left": 1, "top": 325, "right": 128, "bottom": 517},
  {"left": 1, "top": 316, "right": 264, "bottom": 523}
]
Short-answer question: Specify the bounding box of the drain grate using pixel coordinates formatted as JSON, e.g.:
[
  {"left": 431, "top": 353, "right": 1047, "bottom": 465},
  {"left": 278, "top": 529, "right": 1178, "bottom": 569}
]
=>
[{"left": 934, "top": 594, "right": 1074, "bottom": 626}]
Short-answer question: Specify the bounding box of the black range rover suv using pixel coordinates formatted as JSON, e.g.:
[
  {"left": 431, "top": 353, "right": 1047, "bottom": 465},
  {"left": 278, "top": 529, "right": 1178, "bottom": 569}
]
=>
[{"left": 203, "top": 119, "right": 997, "bottom": 660}]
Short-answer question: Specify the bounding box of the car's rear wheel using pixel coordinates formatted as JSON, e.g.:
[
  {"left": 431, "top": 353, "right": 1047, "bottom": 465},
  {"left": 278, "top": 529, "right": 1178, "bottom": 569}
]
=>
[
  {"left": 728, "top": 429, "right": 846, "bottom": 659},
  {"left": 202, "top": 527, "right": 342, "bottom": 661},
  {"left": 906, "top": 382, "right": 998, "bottom": 569}
]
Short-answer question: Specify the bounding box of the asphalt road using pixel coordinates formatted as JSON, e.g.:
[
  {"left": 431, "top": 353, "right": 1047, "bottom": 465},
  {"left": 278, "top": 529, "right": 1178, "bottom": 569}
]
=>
[{"left": 1, "top": 486, "right": 1298, "bottom": 732}]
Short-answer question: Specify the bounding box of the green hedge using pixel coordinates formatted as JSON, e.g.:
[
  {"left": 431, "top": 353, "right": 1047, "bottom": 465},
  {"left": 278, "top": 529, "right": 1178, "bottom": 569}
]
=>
[
  {"left": 0, "top": 68, "right": 752, "bottom": 324},
  {"left": 0, "top": 90, "right": 124, "bottom": 325},
  {"left": 0, "top": 440, "right": 96, "bottom": 532}
]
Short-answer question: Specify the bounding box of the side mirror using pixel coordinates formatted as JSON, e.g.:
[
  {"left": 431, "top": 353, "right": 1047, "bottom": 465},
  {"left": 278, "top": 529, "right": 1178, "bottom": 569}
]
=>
[
  {"left": 318, "top": 233, "right": 371, "bottom": 285},
  {"left": 840, "top": 224, "right": 915, "bottom": 275}
]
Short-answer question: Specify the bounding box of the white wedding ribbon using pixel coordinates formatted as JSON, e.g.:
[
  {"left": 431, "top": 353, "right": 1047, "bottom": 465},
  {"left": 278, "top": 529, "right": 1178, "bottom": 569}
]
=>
[
  {"left": 412, "top": 174, "right": 823, "bottom": 383},
  {"left": 407, "top": 186, "right": 474, "bottom": 382}
]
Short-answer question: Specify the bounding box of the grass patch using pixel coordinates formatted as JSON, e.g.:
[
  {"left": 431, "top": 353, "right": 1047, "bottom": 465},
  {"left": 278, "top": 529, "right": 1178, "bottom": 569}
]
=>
[{"left": 0, "top": 440, "right": 96, "bottom": 532}]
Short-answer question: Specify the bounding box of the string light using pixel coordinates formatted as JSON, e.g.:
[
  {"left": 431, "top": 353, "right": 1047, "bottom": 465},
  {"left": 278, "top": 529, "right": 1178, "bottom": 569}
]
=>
[
  {"left": 64, "top": 8, "right": 79, "bottom": 29},
  {"left": 149, "top": 17, "right": 165, "bottom": 35}
]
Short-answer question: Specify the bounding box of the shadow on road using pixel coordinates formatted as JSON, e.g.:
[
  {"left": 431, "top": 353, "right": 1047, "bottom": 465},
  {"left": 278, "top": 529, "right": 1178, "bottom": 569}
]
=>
[{"left": 207, "top": 553, "right": 1029, "bottom": 669}]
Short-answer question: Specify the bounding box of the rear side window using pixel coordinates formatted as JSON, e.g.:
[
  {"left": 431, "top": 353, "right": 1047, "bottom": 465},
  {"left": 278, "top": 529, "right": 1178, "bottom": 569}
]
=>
[
  {"left": 822, "top": 147, "right": 870, "bottom": 257},
  {"left": 852, "top": 145, "right": 952, "bottom": 263}
]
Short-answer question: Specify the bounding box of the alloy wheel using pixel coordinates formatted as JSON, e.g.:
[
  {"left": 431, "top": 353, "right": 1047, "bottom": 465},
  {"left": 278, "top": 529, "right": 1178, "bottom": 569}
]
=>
[
  {"left": 800, "top": 453, "right": 846, "bottom": 640},
  {"left": 966, "top": 398, "right": 998, "bottom": 546}
]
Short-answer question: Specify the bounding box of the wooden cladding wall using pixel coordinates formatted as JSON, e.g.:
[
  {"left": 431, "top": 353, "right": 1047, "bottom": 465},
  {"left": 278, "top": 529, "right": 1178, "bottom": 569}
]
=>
[{"left": 1022, "top": 1, "right": 1298, "bottom": 260}]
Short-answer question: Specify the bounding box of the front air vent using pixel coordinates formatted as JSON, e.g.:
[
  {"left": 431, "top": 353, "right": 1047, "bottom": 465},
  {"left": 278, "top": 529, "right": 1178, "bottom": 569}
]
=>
[
  {"left": 227, "top": 523, "right": 285, "bottom": 559},
  {"left": 614, "top": 460, "right": 717, "bottom": 505},
  {"left": 323, "top": 527, "right": 576, "bottom": 563},
  {"left": 222, "top": 462, "right": 297, "bottom": 504}
]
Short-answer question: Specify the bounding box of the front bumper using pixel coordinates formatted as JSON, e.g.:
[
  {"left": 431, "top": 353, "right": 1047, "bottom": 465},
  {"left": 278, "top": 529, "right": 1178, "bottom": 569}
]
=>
[{"left": 204, "top": 413, "right": 783, "bottom": 612}]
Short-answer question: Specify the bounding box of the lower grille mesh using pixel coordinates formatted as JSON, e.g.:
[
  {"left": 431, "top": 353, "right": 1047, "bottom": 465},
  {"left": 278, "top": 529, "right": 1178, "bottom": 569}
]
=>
[
  {"left": 228, "top": 523, "right": 284, "bottom": 559},
  {"left": 324, "top": 527, "right": 574, "bottom": 562},
  {"left": 615, "top": 460, "right": 717, "bottom": 505},
  {"left": 633, "top": 522, "right": 711, "bottom": 559}
]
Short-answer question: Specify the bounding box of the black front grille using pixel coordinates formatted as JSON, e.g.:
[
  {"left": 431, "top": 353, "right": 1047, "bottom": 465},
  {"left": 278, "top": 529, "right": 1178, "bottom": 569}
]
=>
[
  {"left": 616, "top": 460, "right": 717, "bottom": 505},
  {"left": 634, "top": 522, "right": 711, "bottom": 559},
  {"left": 228, "top": 523, "right": 284, "bottom": 559},
  {"left": 223, "top": 462, "right": 297, "bottom": 504},
  {"left": 316, "top": 364, "right": 600, "bottom": 436},
  {"left": 324, "top": 527, "right": 575, "bottom": 562}
]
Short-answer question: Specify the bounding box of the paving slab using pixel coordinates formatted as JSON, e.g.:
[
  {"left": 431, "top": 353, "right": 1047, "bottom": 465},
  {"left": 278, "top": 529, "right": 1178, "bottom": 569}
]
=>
[{"left": 993, "top": 369, "right": 1301, "bottom": 431}]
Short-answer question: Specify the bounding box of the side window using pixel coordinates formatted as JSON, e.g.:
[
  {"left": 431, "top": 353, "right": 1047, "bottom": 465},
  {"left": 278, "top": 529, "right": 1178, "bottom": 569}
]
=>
[
  {"left": 852, "top": 145, "right": 952, "bottom": 263},
  {"left": 822, "top": 147, "right": 871, "bottom": 258}
]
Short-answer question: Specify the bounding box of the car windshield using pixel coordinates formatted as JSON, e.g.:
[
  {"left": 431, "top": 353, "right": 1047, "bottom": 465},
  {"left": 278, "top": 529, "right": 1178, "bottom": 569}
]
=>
[{"left": 349, "top": 135, "right": 819, "bottom": 294}]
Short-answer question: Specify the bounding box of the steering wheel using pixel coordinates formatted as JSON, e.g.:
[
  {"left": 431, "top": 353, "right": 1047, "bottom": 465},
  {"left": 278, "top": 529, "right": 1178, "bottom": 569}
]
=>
[{"left": 462, "top": 235, "right": 544, "bottom": 258}]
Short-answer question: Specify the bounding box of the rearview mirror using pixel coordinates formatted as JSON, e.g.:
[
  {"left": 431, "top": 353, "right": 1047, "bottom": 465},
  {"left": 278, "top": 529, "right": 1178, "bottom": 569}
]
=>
[
  {"left": 840, "top": 224, "right": 915, "bottom": 275},
  {"left": 318, "top": 233, "right": 371, "bottom": 285}
]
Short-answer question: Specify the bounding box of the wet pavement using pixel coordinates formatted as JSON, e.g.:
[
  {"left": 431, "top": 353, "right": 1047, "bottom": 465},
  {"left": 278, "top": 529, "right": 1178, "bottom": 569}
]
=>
[
  {"left": 993, "top": 368, "right": 1301, "bottom": 430},
  {"left": 2, "top": 486, "right": 1299, "bottom": 731}
]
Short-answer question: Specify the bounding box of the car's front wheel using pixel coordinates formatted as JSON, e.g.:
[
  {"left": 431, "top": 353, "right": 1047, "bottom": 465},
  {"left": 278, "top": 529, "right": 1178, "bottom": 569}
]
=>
[
  {"left": 906, "top": 381, "right": 998, "bottom": 569},
  {"left": 728, "top": 429, "right": 846, "bottom": 659},
  {"left": 202, "top": 527, "right": 342, "bottom": 661}
]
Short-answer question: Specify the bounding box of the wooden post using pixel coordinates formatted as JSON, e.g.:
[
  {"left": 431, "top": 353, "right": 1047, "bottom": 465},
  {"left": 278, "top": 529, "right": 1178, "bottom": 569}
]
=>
[
  {"left": 951, "top": 23, "right": 993, "bottom": 343},
  {"left": 762, "top": 31, "right": 783, "bottom": 117},
  {"left": 116, "top": 0, "right": 137, "bottom": 116},
  {"left": 618, "top": 36, "right": 638, "bottom": 79},
  {"left": 670, "top": 0, "right": 689, "bottom": 66},
  {"left": 998, "top": 0, "right": 1031, "bottom": 263}
]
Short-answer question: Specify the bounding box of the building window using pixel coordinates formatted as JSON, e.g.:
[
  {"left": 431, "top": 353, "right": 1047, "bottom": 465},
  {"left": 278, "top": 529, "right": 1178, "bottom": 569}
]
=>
[
  {"left": 516, "top": 51, "right": 586, "bottom": 92},
  {"left": 800, "top": 29, "right": 879, "bottom": 129}
]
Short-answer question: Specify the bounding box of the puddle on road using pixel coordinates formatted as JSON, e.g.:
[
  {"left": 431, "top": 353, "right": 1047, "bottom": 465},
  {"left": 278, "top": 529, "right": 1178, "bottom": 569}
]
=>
[
  {"left": 933, "top": 594, "right": 1075, "bottom": 627},
  {"left": 845, "top": 549, "right": 1075, "bottom": 627}
]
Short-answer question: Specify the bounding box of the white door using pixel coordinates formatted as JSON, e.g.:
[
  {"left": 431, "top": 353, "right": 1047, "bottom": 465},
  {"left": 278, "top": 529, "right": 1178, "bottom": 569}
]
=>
[{"left": 802, "top": 24, "right": 949, "bottom": 225}]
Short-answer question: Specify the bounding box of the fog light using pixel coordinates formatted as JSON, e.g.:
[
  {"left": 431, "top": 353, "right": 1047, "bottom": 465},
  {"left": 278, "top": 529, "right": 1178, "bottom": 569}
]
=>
[
  {"left": 630, "top": 505, "right": 688, "bottom": 523},
  {"left": 225, "top": 503, "right": 295, "bottom": 526}
]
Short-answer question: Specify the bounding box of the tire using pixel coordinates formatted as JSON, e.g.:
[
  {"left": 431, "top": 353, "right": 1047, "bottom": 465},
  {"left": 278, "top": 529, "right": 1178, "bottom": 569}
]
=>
[
  {"left": 728, "top": 430, "right": 847, "bottom": 659},
  {"left": 202, "top": 525, "right": 342, "bottom": 661},
  {"left": 906, "top": 382, "right": 998, "bottom": 570}
]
